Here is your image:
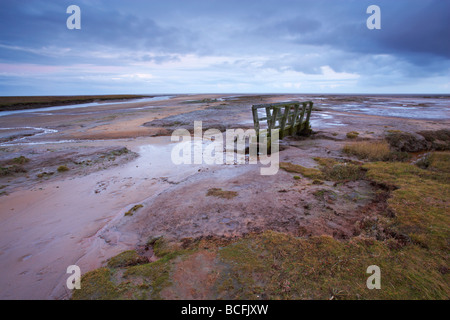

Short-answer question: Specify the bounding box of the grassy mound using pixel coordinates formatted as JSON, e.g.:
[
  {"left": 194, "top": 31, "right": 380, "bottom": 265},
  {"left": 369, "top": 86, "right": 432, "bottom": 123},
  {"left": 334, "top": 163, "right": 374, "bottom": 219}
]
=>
[
  {"left": 343, "top": 140, "right": 410, "bottom": 162},
  {"left": 280, "top": 157, "right": 365, "bottom": 182},
  {"left": 206, "top": 188, "right": 238, "bottom": 199}
]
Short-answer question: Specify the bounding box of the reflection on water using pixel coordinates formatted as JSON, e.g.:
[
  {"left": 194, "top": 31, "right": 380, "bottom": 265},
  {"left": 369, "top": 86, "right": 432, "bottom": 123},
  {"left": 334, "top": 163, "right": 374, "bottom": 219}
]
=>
[
  {"left": 0, "top": 139, "right": 77, "bottom": 147},
  {"left": 321, "top": 98, "right": 449, "bottom": 120},
  {"left": 0, "top": 127, "right": 59, "bottom": 146},
  {"left": 310, "top": 112, "right": 345, "bottom": 128},
  {"left": 0, "top": 96, "right": 174, "bottom": 117}
]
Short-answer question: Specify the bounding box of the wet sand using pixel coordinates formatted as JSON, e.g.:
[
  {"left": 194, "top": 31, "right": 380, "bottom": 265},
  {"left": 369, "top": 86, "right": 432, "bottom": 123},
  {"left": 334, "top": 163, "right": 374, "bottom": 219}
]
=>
[{"left": 0, "top": 94, "right": 448, "bottom": 299}]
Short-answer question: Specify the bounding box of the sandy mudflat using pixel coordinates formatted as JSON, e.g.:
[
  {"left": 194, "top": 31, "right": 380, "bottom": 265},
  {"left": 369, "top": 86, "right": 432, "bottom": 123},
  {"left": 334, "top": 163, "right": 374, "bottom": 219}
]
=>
[{"left": 0, "top": 94, "right": 448, "bottom": 299}]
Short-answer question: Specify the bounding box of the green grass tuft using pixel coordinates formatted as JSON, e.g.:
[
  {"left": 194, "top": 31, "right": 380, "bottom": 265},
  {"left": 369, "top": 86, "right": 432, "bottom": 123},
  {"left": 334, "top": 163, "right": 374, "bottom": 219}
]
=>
[
  {"left": 206, "top": 188, "right": 238, "bottom": 199},
  {"left": 107, "top": 250, "right": 148, "bottom": 268},
  {"left": 57, "top": 165, "right": 69, "bottom": 172},
  {"left": 124, "top": 204, "right": 143, "bottom": 216},
  {"left": 281, "top": 158, "right": 365, "bottom": 182},
  {"left": 346, "top": 131, "right": 359, "bottom": 139},
  {"left": 71, "top": 268, "right": 119, "bottom": 300},
  {"left": 12, "top": 156, "right": 30, "bottom": 165},
  {"left": 343, "top": 141, "right": 391, "bottom": 161},
  {"left": 280, "top": 162, "right": 324, "bottom": 180}
]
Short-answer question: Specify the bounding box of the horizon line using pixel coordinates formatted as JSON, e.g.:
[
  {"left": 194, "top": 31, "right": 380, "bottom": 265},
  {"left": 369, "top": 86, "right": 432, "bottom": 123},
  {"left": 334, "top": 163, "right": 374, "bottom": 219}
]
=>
[{"left": 1, "top": 92, "right": 450, "bottom": 98}]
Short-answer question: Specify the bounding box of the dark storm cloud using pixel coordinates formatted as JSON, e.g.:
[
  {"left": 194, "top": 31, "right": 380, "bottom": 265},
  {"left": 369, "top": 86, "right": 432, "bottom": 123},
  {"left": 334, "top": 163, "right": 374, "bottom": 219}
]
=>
[
  {"left": 0, "top": 0, "right": 449, "bottom": 94},
  {"left": 0, "top": 0, "right": 203, "bottom": 66},
  {"left": 1, "top": 0, "right": 448, "bottom": 61},
  {"left": 379, "top": 4, "right": 450, "bottom": 59},
  {"left": 305, "top": 0, "right": 450, "bottom": 59},
  {"left": 253, "top": 16, "right": 322, "bottom": 41}
]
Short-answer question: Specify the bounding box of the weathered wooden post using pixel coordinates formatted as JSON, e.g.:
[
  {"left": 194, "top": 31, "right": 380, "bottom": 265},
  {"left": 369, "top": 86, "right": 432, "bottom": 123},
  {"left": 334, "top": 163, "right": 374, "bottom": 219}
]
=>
[
  {"left": 290, "top": 103, "right": 301, "bottom": 136},
  {"left": 297, "top": 101, "right": 313, "bottom": 135}
]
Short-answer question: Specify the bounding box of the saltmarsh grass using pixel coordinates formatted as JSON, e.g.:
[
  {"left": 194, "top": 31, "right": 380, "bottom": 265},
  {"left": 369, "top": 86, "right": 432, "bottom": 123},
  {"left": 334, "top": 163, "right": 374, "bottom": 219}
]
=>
[{"left": 342, "top": 140, "right": 391, "bottom": 161}]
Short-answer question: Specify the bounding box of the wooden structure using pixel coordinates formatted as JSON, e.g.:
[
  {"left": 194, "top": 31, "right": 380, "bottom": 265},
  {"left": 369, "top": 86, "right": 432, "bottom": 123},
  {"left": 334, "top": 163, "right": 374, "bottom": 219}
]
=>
[{"left": 252, "top": 101, "right": 313, "bottom": 140}]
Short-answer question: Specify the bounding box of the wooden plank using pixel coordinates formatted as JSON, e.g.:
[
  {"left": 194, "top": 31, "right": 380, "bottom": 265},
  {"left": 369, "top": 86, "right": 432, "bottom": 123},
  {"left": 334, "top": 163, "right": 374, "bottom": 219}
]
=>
[
  {"left": 252, "top": 106, "right": 260, "bottom": 136},
  {"left": 305, "top": 101, "right": 313, "bottom": 124},
  {"left": 269, "top": 107, "right": 279, "bottom": 138},
  {"left": 290, "top": 103, "right": 301, "bottom": 135},
  {"left": 265, "top": 106, "right": 272, "bottom": 129},
  {"left": 279, "top": 105, "right": 290, "bottom": 139},
  {"left": 297, "top": 102, "right": 307, "bottom": 133},
  {"left": 253, "top": 101, "right": 300, "bottom": 108}
]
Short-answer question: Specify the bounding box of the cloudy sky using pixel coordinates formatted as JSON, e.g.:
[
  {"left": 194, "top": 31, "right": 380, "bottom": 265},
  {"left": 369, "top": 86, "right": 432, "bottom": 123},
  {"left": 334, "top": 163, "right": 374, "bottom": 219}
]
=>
[{"left": 0, "top": 0, "right": 449, "bottom": 95}]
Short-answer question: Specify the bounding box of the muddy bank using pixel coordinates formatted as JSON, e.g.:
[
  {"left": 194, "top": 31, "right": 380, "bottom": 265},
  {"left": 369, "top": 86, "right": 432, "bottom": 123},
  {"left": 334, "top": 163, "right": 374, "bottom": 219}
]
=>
[
  {"left": 0, "top": 145, "right": 137, "bottom": 195},
  {"left": 0, "top": 94, "right": 155, "bottom": 112},
  {"left": 143, "top": 104, "right": 254, "bottom": 133},
  {"left": 142, "top": 95, "right": 283, "bottom": 133},
  {"left": 108, "top": 157, "right": 377, "bottom": 241},
  {"left": 0, "top": 93, "right": 449, "bottom": 300},
  {"left": 0, "top": 136, "right": 204, "bottom": 299}
]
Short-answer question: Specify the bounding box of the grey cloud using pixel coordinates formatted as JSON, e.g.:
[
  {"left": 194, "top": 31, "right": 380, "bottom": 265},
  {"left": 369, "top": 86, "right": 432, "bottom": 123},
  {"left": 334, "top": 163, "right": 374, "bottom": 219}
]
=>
[
  {"left": 0, "top": 0, "right": 449, "bottom": 95},
  {"left": 254, "top": 17, "right": 322, "bottom": 40}
]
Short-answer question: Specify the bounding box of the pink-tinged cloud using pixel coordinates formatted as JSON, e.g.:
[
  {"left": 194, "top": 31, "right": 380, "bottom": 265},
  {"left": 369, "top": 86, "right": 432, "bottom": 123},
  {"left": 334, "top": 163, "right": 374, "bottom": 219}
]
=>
[
  {"left": 0, "top": 63, "right": 127, "bottom": 76},
  {"left": 0, "top": 63, "right": 62, "bottom": 75},
  {"left": 66, "top": 64, "right": 128, "bottom": 74}
]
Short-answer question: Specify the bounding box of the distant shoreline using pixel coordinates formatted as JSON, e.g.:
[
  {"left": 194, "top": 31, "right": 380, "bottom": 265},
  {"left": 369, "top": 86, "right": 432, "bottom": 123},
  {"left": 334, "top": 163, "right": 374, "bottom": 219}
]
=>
[
  {"left": 1, "top": 93, "right": 449, "bottom": 113},
  {"left": 0, "top": 94, "right": 154, "bottom": 112}
]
